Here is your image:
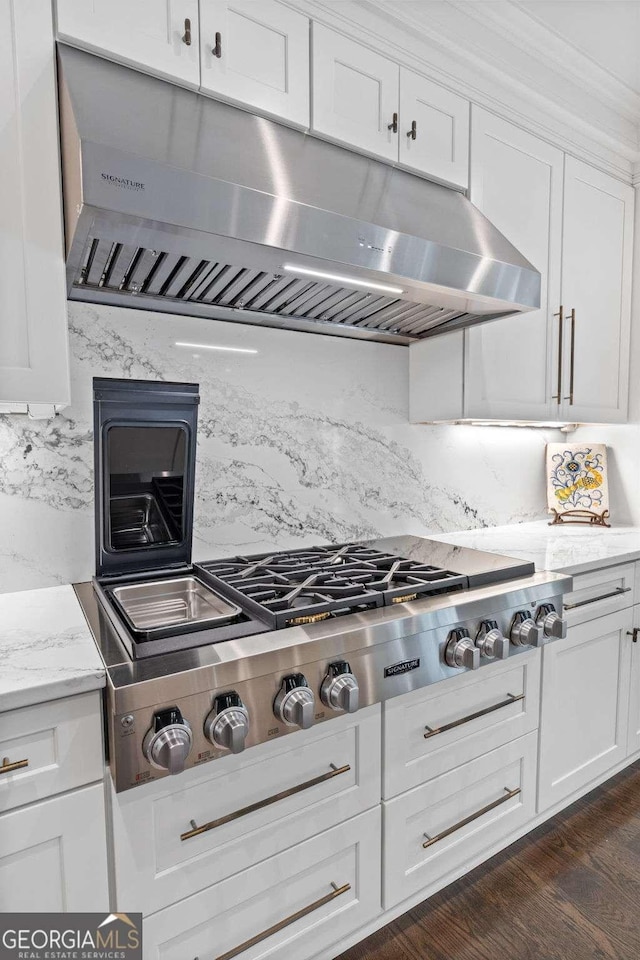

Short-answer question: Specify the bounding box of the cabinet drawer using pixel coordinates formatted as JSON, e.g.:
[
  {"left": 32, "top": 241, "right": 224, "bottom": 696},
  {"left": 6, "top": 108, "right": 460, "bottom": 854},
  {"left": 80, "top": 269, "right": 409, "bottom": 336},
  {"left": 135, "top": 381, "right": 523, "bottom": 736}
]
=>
[
  {"left": 383, "top": 651, "right": 540, "bottom": 798},
  {"left": 112, "top": 705, "right": 380, "bottom": 916},
  {"left": 142, "top": 807, "right": 381, "bottom": 960},
  {"left": 0, "top": 783, "right": 108, "bottom": 911},
  {"left": 0, "top": 692, "right": 104, "bottom": 813},
  {"left": 383, "top": 732, "right": 537, "bottom": 909},
  {"left": 562, "top": 563, "right": 635, "bottom": 626}
]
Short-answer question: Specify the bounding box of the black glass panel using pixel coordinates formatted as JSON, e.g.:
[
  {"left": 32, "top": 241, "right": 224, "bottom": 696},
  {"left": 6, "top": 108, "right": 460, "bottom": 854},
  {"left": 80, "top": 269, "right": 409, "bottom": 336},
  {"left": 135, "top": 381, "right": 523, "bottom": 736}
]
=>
[{"left": 106, "top": 425, "right": 187, "bottom": 551}]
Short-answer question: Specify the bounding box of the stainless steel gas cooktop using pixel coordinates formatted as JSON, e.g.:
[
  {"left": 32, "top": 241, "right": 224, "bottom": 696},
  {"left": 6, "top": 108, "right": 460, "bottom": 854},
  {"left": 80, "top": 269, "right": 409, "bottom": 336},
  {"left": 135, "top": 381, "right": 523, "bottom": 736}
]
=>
[{"left": 78, "top": 378, "right": 571, "bottom": 793}]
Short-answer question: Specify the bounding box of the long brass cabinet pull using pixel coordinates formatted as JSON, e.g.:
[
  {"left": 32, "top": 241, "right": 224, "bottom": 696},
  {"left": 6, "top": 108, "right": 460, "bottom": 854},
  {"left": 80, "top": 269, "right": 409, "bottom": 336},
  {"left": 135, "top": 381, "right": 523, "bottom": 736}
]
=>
[
  {"left": 424, "top": 693, "right": 524, "bottom": 739},
  {"left": 182, "top": 19, "right": 191, "bottom": 45},
  {"left": 209, "top": 882, "right": 351, "bottom": 960},
  {"left": 564, "top": 308, "right": 576, "bottom": 404},
  {"left": 407, "top": 120, "right": 417, "bottom": 139},
  {"left": 627, "top": 628, "right": 639, "bottom": 643},
  {"left": 552, "top": 305, "right": 563, "bottom": 403},
  {"left": 0, "top": 757, "right": 29, "bottom": 775},
  {"left": 423, "top": 787, "right": 521, "bottom": 849},
  {"left": 564, "top": 586, "right": 631, "bottom": 610},
  {"left": 213, "top": 31, "right": 222, "bottom": 58},
  {"left": 388, "top": 112, "right": 398, "bottom": 133},
  {"left": 181, "top": 763, "right": 351, "bottom": 841}
]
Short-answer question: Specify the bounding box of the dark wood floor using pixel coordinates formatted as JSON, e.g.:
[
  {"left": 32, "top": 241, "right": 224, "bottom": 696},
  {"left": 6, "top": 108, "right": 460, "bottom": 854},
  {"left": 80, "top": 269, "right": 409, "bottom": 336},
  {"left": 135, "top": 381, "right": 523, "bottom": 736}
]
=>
[{"left": 337, "top": 761, "right": 640, "bottom": 960}]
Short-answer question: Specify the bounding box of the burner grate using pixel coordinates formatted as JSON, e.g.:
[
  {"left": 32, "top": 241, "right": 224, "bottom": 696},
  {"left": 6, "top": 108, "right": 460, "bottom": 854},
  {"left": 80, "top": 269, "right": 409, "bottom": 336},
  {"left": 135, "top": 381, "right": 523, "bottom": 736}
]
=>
[{"left": 199, "top": 542, "right": 467, "bottom": 628}]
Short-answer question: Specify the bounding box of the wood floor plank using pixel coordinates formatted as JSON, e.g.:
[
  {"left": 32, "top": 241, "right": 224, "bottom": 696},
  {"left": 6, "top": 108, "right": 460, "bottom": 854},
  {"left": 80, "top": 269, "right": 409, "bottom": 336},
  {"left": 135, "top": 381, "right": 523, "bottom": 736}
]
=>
[{"left": 337, "top": 761, "right": 640, "bottom": 960}]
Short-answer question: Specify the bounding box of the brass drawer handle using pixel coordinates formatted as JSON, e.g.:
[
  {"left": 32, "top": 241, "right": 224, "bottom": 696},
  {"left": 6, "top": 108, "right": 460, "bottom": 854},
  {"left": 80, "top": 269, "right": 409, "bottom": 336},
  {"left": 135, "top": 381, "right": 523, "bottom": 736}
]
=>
[
  {"left": 181, "top": 763, "right": 351, "bottom": 841},
  {"left": 552, "top": 305, "right": 563, "bottom": 404},
  {"left": 423, "top": 786, "right": 521, "bottom": 849},
  {"left": 182, "top": 18, "right": 192, "bottom": 45},
  {"left": 407, "top": 119, "right": 417, "bottom": 140},
  {"left": 213, "top": 31, "right": 222, "bottom": 58},
  {"left": 208, "top": 882, "right": 351, "bottom": 960},
  {"left": 0, "top": 757, "right": 29, "bottom": 775},
  {"left": 564, "top": 586, "right": 631, "bottom": 610},
  {"left": 424, "top": 693, "right": 524, "bottom": 739}
]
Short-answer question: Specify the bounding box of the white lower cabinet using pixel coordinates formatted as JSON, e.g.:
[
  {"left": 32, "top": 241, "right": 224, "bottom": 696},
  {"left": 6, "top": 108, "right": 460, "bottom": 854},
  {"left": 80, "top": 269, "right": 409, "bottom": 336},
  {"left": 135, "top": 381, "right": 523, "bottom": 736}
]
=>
[
  {"left": 538, "top": 609, "right": 633, "bottom": 812},
  {"left": 142, "top": 807, "right": 381, "bottom": 960},
  {"left": 383, "top": 732, "right": 537, "bottom": 909},
  {"left": 111, "top": 705, "right": 381, "bottom": 916},
  {"left": 0, "top": 784, "right": 109, "bottom": 911},
  {"left": 627, "top": 609, "right": 640, "bottom": 756},
  {"left": 383, "top": 650, "right": 540, "bottom": 798}
]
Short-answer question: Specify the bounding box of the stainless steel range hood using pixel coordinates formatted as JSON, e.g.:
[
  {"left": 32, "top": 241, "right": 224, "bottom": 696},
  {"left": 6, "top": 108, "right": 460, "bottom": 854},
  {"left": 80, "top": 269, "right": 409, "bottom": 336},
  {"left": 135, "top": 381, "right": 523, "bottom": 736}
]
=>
[{"left": 58, "top": 45, "right": 540, "bottom": 346}]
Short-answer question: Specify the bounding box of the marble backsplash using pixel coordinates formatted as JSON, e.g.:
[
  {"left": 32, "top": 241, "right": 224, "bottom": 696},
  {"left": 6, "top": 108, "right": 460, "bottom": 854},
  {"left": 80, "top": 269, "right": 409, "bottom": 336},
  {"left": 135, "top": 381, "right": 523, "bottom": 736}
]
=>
[{"left": 0, "top": 301, "right": 608, "bottom": 593}]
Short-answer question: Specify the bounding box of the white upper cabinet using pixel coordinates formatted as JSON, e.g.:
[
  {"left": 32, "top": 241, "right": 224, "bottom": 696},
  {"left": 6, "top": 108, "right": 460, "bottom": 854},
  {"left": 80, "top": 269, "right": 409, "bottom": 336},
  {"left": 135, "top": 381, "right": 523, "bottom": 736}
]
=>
[
  {"left": 56, "top": 0, "right": 201, "bottom": 87},
  {"left": 464, "top": 109, "right": 564, "bottom": 421},
  {"left": 0, "top": 0, "right": 70, "bottom": 411},
  {"left": 560, "top": 157, "right": 634, "bottom": 423},
  {"left": 411, "top": 110, "right": 634, "bottom": 425},
  {"left": 200, "top": 0, "right": 309, "bottom": 126},
  {"left": 312, "top": 26, "right": 470, "bottom": 186},
  {"left": 399, "top": 69, "right": 469, "bottom": 189},
  {"left": 312, "top": 25, "right": 399, "bottom": 162}
]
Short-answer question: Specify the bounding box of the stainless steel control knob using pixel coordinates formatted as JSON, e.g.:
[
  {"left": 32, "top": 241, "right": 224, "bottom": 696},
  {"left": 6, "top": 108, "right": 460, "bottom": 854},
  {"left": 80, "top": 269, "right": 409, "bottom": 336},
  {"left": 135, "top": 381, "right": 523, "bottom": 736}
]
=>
[
  {"left": 536, "top": 603, "right": 568, "bottom": 640},
  {"left": 274, "top": 674, "right": 316, "bottom": 729},
  {"left": 475, "top": 620, "right": 510, "bottom": 660},
  {"left": 510, "top": 611, "right": 544, "bottom": 647},
  {"left": 142, "top": 706, "right": 192, "bottom": 775},
  {"left": 204, "top": 692, "right": 250, "bottom": 754},
  {"left": 445, "top": 628, "right": 481, "bottom": 670},
  {"left": 321, "top": 661, "right": 359, "bottom": 713}
]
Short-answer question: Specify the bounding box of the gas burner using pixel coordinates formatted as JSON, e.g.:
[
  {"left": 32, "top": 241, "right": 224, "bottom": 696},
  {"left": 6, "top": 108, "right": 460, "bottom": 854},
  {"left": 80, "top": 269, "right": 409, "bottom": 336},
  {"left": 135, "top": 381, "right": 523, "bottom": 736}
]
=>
[{"left": 200, "top": 542, "right": 467, "bottom": 628}]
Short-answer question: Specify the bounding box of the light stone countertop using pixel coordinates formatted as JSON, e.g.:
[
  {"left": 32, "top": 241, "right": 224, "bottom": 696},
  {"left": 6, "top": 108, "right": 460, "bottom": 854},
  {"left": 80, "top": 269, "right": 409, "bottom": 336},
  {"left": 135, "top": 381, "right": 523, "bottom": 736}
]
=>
[
  {"left": 0, "top": 584, "right": 105, "bottom": 713},
  {"left": 431, "top": 520, "right": 640, "bottom": 576}
]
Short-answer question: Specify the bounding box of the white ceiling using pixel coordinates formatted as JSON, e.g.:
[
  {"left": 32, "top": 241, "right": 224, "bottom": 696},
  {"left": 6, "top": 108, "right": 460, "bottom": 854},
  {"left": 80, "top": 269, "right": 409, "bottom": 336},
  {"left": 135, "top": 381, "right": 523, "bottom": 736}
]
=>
[{"left": 516, "top": 1, "right": 640, "bottom": 95}]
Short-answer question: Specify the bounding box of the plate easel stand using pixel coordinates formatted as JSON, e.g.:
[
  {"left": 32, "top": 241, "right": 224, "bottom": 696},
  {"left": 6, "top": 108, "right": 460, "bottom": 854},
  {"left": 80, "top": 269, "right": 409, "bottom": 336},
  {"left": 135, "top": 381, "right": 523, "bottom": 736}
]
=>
[{"left": 548, "top": 509, "right": 610, "bottom": 528}]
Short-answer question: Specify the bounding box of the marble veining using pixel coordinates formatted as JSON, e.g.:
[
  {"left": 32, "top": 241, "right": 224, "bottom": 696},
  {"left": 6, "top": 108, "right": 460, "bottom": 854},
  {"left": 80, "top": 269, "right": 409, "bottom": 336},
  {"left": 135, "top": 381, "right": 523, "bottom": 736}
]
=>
[
  {"left": 0, "top": 585, "right": 105, "bottom": 711},
  {"left": 432, "top": 520, "right": 640, "bottom": 576},
  {"left": 0, "top": 302, "right": 578, "bottom": 591}
]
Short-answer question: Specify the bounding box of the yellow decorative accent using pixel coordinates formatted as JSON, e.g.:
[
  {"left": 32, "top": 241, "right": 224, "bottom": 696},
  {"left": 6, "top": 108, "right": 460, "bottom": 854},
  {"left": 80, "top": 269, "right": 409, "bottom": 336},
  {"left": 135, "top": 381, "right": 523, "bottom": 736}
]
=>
[{"left": 555, "top": 466, "right": 603, "bottom": 503}]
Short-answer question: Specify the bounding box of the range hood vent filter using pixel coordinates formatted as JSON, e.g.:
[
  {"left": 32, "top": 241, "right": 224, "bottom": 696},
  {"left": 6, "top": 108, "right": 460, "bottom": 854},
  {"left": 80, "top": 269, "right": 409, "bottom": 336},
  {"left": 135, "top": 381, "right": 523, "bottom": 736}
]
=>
[{"left": 74, "top": 238, "right": 501, "bottom": 340}]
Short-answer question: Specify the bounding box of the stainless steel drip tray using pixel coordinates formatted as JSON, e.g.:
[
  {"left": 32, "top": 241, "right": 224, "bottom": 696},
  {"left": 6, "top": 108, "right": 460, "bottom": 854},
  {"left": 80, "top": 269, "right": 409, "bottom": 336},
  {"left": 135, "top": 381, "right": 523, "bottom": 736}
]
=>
[
  {"left": 110, "top": 494, "right": 174, "bottom": 549},
  {"left": 110, "top": 576, "right": 241, "bottom": 639}
]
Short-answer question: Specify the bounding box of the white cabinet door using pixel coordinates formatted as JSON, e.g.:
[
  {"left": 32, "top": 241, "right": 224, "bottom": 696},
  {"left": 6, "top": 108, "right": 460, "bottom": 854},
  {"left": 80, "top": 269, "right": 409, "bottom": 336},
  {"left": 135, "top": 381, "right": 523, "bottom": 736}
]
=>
[
  {"left": 464, "top": 108, "right": 564, "bottom": 420},
  {"left": 538, "top": 609, "right": 633, "bottom": 813},
  {"left": 199, "top": 0, "right": 309, "bottom": 126},
  {"left": 0, "top": 785, "right": 109, "bottom": 911},
  {"left": 628, "top": 608, "right": 640, "bottom": 756},
  {"left": 399, "top": 69, "right": 469, "bottom": 189},
  {"left": 0, "top": 0, "right": 70, "bottom": 409},
  {"left": 560, "top": 158, "right": 634, "bottom": 423},
  {"left": 311, "top": 24, "right": 399, "bottom": 162},
  {"left": 56, "top": 0, "right": 200, "bottom": 87}
]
